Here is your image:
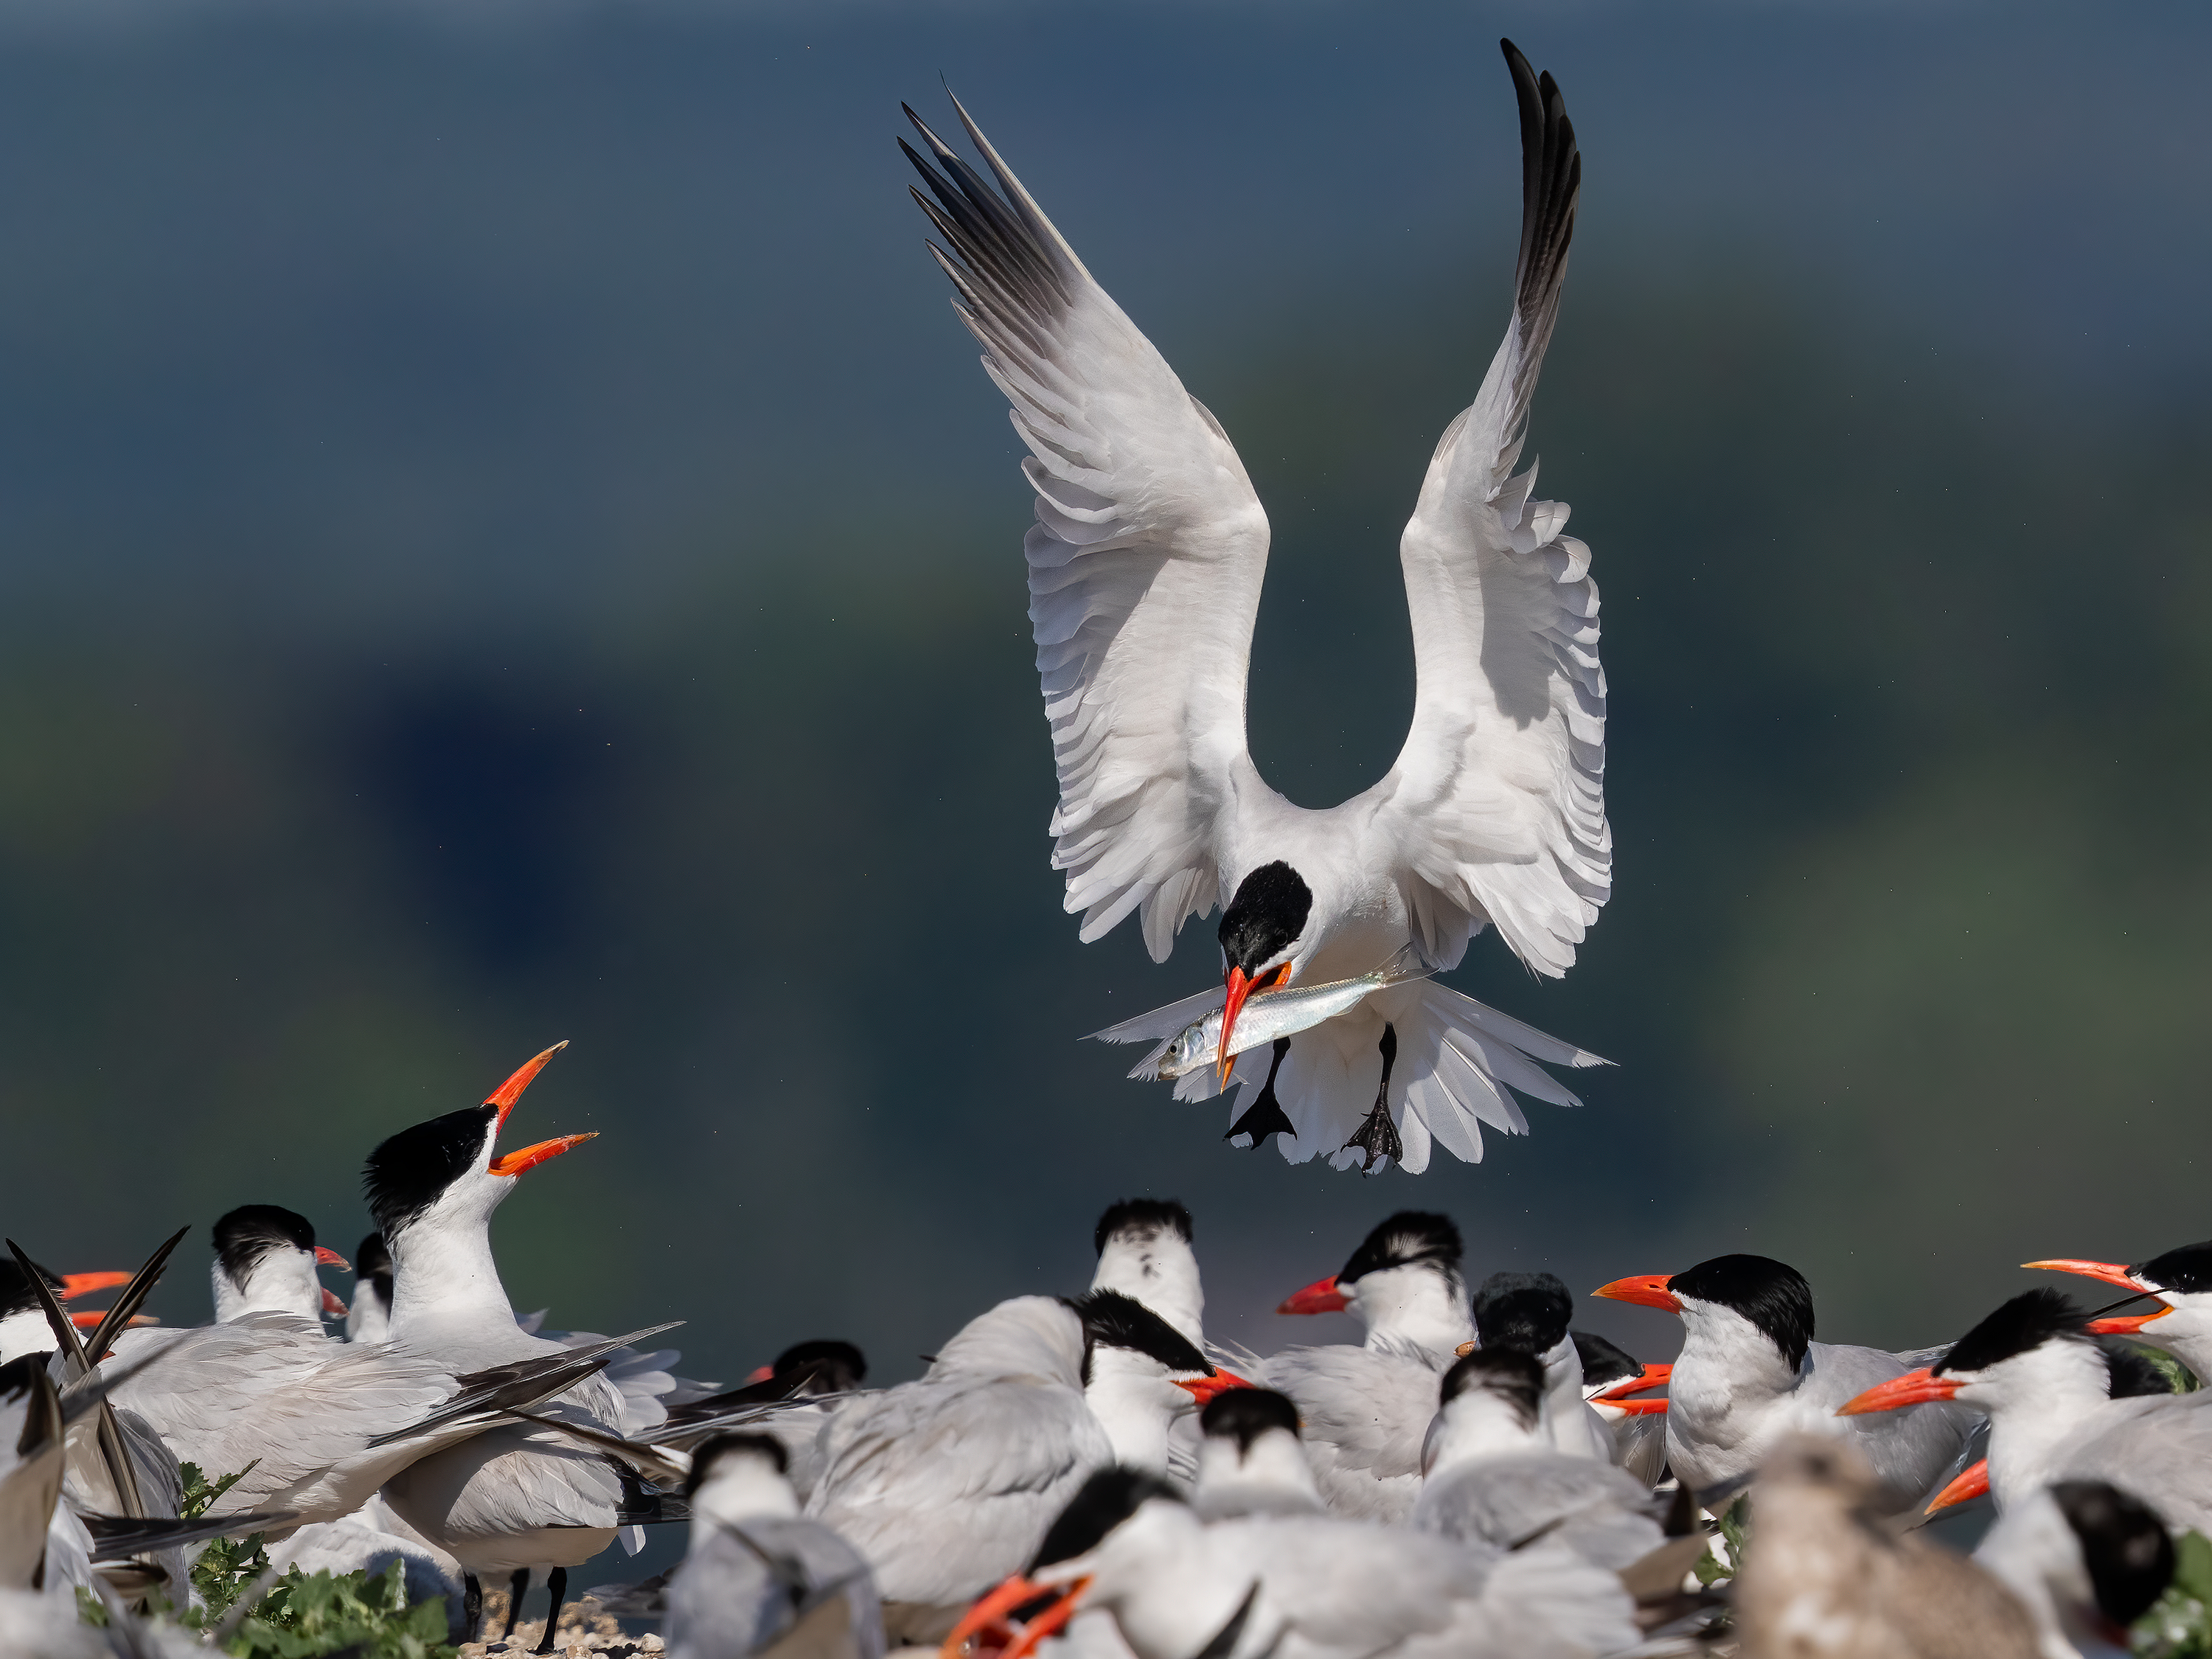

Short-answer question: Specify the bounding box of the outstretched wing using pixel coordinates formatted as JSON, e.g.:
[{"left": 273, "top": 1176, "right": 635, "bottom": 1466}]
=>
[
  {"left": 904, "top": 99, "right": 1272, "bottom": 961},
  {"left": 1371, "top": 41, "right": 1608, "bottom": 977}
]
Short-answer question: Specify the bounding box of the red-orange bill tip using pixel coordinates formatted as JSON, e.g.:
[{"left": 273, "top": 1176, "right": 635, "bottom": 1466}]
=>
[
  {"left": 1924, "top": 1458, "right": 1991, "bottom": 1515},
  {"left": 1276, "top": 1275, "right": 1352, "bottom": 1316},
  {"left": 2021, "top": 1259, "right": 2143, "bottom": 1292},
  {"left": 1837, "top": 1368, "right": 1961, "bottom": 1417},
  {"left": 2087, "top": 1309, "right": 2171, "bottom": 1335},
  {"left": 488, "top": 1130, "right": 598, "bottom": 1178},
  {"left": 1175, "top": 1369, "right": 1256, "bottom": 1404},
  {"left": 486, "top": 1040, "right": 571, "bottom": 1121},
  {"left": 1591, "top": 1275, "right": 1683, "bottom": 1315},
  {"left": 58, "top": 1272, "right": 133, "bottom": 1300},
  {"left": 314, "top": 1245, "right": 351, "bottom": 1270},
  {"left": 1593, "top": 1362, "right": 1673, "bottom": 1404},
  {"left": 321, "top": 1288, "right": 349, "bottom": 1316},
  {"left": 69, "top": 1310, "right": 158, "bottom": 1329}
]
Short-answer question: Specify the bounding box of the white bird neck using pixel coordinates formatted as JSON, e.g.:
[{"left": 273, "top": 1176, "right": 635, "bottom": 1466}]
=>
[
  {"left": 1669, "top": 1300, "right": 1804, "bottom": 1430},
  {"left": 1076, "top": 1504, "right": 1245, "bottom": 1659},
  {"left": 1194, "top": 1427, "right": 1323, "bottom": 1518},
  {"left": 213, "top": 1247, "right": 322, "bottom": 1323},
  {"left": 1423, "top": 1388, "right": 1541, "bottom": 1475},
  {"left": 1092, "top": 1233, "right": 1205, "bottom": 1349},
  {"left": 1352, "top": 1262, "right": 1471, "bottom": 1354},
  {"left": 383, "top": 1183, "right": 518, "bottom": 1338},
  {"left": 2133, "top": 1296, "right": 2212, "bottom": 1380},
  {"left": 692, "top": 1456, "right": 801, "bottom": 1530},
  {"left": 1969, "top": 1343, "right": 2121, "bottom": 1504},
  {"left": 1537, "top": 1335, "right": 1585, "bottom": 1421},
  {"left": 0, "top": 1306, "right": 55, "bottom": 1365},
  {"left": 1974, "top": 1491, "right": 2096, "bottom": 1659},
  {"left": 1084, "top": 1347, "right": 1186, "bottom": 1474},
  {"left": 346, "top": 1285, "right": 391, "bottom": 1343}
]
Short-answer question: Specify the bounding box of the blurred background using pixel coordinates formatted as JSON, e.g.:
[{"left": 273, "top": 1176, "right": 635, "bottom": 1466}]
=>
[{"left": 1, "top": 0, "right": 2209, "bottom": 1582}]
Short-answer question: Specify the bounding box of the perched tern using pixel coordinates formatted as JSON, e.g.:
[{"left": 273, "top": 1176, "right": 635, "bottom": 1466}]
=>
[
  {"left": 1413, "top": 1350, "right": 1662, "bottom": 1571},
  {"left": 902, "top": 39, "right": 1610, "bottom": 1172},
  {"left": 0, "top": 1261, "right": 134, "bottom": 1366},
  {"left": 1975, "top": 1480, "right": 2173, "bottom": 1659},
  {"left": 806, "top": 1291, "right": 1239, "bottom": 1644},
  {"left": 1466, "top": 1273, "right": 1614, "bottom": 1461},
  {"left": 2026, "top": 1242, "right": 2212, "bottom": 1379},
  {"left": 358, "top": 1043, "right": 671, "bottom": 1652},
  {"left": 1568, "top": 1331, "right": 1669, "bottom": 1486},
  {"left": 951, "top": 1464, "right": 1644, "bottom": 1659},
  {"left": 667, "top": 1431, "right": 884, "bottom": 1659},
  {"left": 208, "top": 1205, "right": 349, "bottom": 1323},
  {"left": 1595, "top": 1253, "right": 1973, "bottom": 1516},
  {"left": 1090, "top": 1200, "right": 1203, "bottom": 1349},
  {"left": 1732, "top": 1432, "right": 2045, "bottom": 1659},
  {"left": 1254, "top": 1213, "right": 1467, "bottom": 1520},
  {"left": 1189, "top": 1390, "right": 1324, "bottom": 1521},
  {"left": 650, "top": 1339, "right": 869, "bottom": 1504},
  {"left": 1838, "top": 1290, "right": 2212, "bottom": 1534}
]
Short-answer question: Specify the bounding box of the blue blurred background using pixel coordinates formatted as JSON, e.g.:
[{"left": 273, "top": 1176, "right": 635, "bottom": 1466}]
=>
[{"left": 2, "top": 0, "right": 2209, "bottom": 1582}]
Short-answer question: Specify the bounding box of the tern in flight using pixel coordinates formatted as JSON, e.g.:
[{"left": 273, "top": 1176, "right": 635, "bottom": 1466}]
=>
[{"left": 903, "top": 40, "right": 1609, "bottom": 1172}]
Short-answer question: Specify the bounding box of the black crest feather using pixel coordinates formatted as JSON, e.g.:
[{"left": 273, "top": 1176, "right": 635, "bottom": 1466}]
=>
[
  {"left": 773, "top": 1339, "right": 868, "bottom": 1394},
  {"left": 1217, "top": 863, "right": 1312, "bottom": 975},
  {"left": 1570, "top": 1329, "right": 1641, "bottom": 1388},
  {"left": 1669, "top": 1254, "right": 1815, "bottom": 1371},
  {"left": 1935, "top": 1289, "right": 2090, "bottom": 1375},
  {"left": 1067, "top": 1290, "right": 1211, "bottom": 1380},
  {"left": 1199, "top": 1387, "right": 1300, "bottom": 1451},
  {"left": 1093, "top": 1200, "right": 1193, "bottom": 1257},
  {"left": 1439, "top": 1347, "right": 1544, "bottom": 1428},
  {"left": 212, "top": 1205, "right": 317, "bottom": 1288},
  {"left": 684, "top": 1431, "right": 789, "bottom": 1497},
  {"left": 2052, "top": 1479, "right": 2174, "bottom": 1626},
  {"left": 2137, "top": 1239, "right": 2212, "bottom": 1295},
  {"left": 362, "top": 1105, "right": 497, "bottom": 1235},
  {"left": 1472, "top": 1271, "right": 1573, "bottom": 1354},
  {"left": 1030, "top": 1467, "right": 1180, "bottom": 1571},
  {"left": 1339, "top": 1211, "right": 1462, "bottom": 1285}
]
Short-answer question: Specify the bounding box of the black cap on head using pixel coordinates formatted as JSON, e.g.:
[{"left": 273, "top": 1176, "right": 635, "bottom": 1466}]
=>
[
  {"left": 773, "top": 1339, "right": 868, "bottom": 1394},
  {"left": 363, "top": 1105, "right": 498, "bottom": 1235},
  {"left": 2051, "top": 1480, "right": 2174, "bottom": 1627},
  {"left": 1067, "top": 1290, "right": 1211, "bottom": 1382},
  {"left": 0, "top": 1257, "right": 63, "bottom": 1321},
  {"left": 212, "top": 1205, "right": 317, "bottom": 1288},
  {"left": 2136, "top": 1240, "right": 2212, "bottom": 1296},
  {"left": 684, "top": 1431, "right": 789, "bottom": 1498},
  {"left": 1217, "top": 863, "right": 1312, "bottom": 975},
  {"left": 355, "top": 1234, "right": 390, "bottom": 1276},
  {"left": 1439, "top": 1347, "right": 1544, "bottom": 1428},
  {"left": 1571, "top": 1329, "right": 1641, "bottom": 1388},
  {"left": 1935, "top": 1289, "right": 2090, "bottom": 1376},
  {"left": 1093, "top": 1199, "right": 1193, "bottom": 1257},
  {"left": 2099, "top": 1338, "right": 2180, "bottom": 1399},
  {"left": 1200, "top": 1387, "right": 1300, "bottom": 1451},
  {"left": 1030, "top": 1467, "right": 1181, "bottom": 1571},
  {"left": 1339, "top": 1212, "right": 1462, "bottom": 1285},
  {"left": 1668, "top": 1255, "right": 1815, "bottom": 1371},
  {"left": 1472, "top": 1272, "right": 1573, "bottom": 1355}
]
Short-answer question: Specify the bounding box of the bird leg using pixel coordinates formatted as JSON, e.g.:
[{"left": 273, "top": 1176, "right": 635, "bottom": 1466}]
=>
[
  {"left": 532, "top": 1565, "right": 568, "bottom": 1656},
  {"left": 462, "top": 1574, "right": 484, "bottom": 1644},
  {"left": 1340, "top": 1023, "right": 1402, "bottom": 1172},
  {"left": 499, "top": 1569, "right": 530, "bottom": 1641},
  {"left": 1224, "top": 1038, "right": 1296, "bottom": 1149}
]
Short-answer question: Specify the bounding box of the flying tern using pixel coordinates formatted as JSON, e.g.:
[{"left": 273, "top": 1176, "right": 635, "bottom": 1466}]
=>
[
  {"left": 1595, "top": 1253, "right": 1974, "bottom": 1517},
  {"left": 902, "top": 39, "right": 1610, "bottom": 1172}
]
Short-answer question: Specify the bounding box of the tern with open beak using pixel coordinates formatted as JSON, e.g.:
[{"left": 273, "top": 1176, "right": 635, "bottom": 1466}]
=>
[
  {"left": 902, "top": 38, "right": 1610, "bottom": 1172},
  {"left": 2027, "top": 1241, "right": 2212, "bottom": 1380},
  {"left": 1594, "top": 1254, "right": 1974, "bottom": 1517}
]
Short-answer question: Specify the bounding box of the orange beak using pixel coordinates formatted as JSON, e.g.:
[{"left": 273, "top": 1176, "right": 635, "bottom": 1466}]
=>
[
  {"left": 1837, "top": 1368, "right": 1963, "bottom": 1416},
  {"left": 58, "top": 1272, "right": 132, "bottom": 1300},
  {"left": 2088, "top": 1307, "right": 2173, "bottom": 1335},
  {"left": 1593, "top": 1275, "right": 1683, "bottom": 1315},
  {"left": 487, "top": 1040, "right": 570, "bottom": 1130},
  {"left": 321, "top": 1287, "right": 349, "bottom": 1317},
  {"left": 744, "top": 1363, "right": 776, "bottom": 1385},
  {"left": 1216, "top": 964, "right": 1288, "bottom": 1085},
  {"left": 1175, "top": 1368, "right": 1256, "bottom": 1405},
  {"left": 489, "top": 1132, "right": 597, "bottom": 1178},
  {"left": 1924, "top": 1458, "right": 1990, "bottom": 1516},
  {"left": 941, "top": 1573, "right": 1049, "bottom": 1659},
  {"left": 69, "top": 1310, "right": 156, "bottom": 1329},
  {"left": 314, "top": 1245, "right": 351, "bottom": 1270},
  {"left": 1277, "top": 1275, "right": 1351, "bottom": 1316},
  {"left": 2023, "top": 1258, "right": 2149, "bottom": 1293},
  {"left": 1593, "top": 1362, "right": 1674, "bottom": 1407},
  {"left": 999, "top": 1579, "right": 1091, "bottom": 1659}
]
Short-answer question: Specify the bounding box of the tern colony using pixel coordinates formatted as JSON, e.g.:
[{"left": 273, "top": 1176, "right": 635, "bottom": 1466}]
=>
[
  {"left": 5, "top": 1113, "right": 2206, "bottom": 1659},
  {"left": 1, "top": 31, "right": 2194, "bottom": 1659}
]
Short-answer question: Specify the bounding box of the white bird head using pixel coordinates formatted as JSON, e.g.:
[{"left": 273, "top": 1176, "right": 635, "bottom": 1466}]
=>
[
  {"left": 209, "top": 1203, "right": 349, "bottom": 1322},
  {"left": 1214, "top": 862, "right": 1312, "bottom": 1084},
  {"left": 1276, "top": 1210, "right": 1468, "bottom": 1353},
  {"left": 1090, "top": 1198, "right": 1203, "bottom": 1347},
  {"left": 1838, "top": 1289, "right": 2102, "bottom": 1420}
]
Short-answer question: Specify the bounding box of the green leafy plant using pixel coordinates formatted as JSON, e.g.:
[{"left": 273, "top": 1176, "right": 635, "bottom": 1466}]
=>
[
  {"left": 2137, "top": 1531, "right": 2212, "bottom": 1657},
  {"left": 1691, "top": 1495, "right": 1750, "bottom": 1587}
]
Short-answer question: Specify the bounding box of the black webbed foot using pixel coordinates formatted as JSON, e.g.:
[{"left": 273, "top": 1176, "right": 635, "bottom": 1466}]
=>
[
  {"left": 1226, "top": 1038, "right": 1295, "bottom": 1149},
  {"left": 1340, "top": 1023, "right": 1401, "bottom": 1172}
]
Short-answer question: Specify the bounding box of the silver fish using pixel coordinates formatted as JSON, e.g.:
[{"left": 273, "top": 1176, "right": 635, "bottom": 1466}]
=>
[{"left": 1141, "top": 954, "right": 1430, "bottom": 1082}]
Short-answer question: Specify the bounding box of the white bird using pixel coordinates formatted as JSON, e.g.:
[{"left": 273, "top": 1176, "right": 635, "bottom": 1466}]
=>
[
  {"left": 1189, "top": 1390, "right": 1324, "bottom": 1522},
  {"left": 364, "top": 1043, "right": 664, "bottom": 1652},
  {"left": 953, "top": 1465, "right": 1644, "bottom": 1659},
  {"left": 1594, "top": 1253, "right": 1974, "bottom": 1517},
  {"left": 1974, "top": 1479, "right": 2174, "bottom": 1659},
  {"left": 1090, "top": 1200, "right": 1204, "bottom": 1350},
  {"left": 1249, "top": 1212, "right": 1467, "bottom": 1521},
  {"left": 1731, "top": 1431, "right": 2045, "bottom": 1659},
  {"left": 902, "top": 38, "right": 1610, "bottom": 1173},
  {"left": 1568, "top": 1331, "right": 1670, "bottom": 1487},
  {"left": 1465, "top": 1273, "right": 1615, "bottom": 1462},
  {"left": 667, "top": 1431, "right": 884, "bottom": 1659},
  {"left": 1837, "top": 1290, "right": 2212, "bottom": 1534},
  {"left": 1413, "top": 1349, "right": 1663, "bottom": 1572},
  {"left": 806, "top": 1291, "right": 1239, "bottom": 1646},
  {"left": 207, "top": 1205, "right": 349, "bottom": 1325},
  {"left": 2026, "top": 1242, "right": 2212, "bottom": 1380}
]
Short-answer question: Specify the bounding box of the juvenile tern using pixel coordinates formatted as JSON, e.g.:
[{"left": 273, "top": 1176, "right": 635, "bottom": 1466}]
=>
[{"left": 902, "top": 39, "right": 1610, "bottom": 1171}]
